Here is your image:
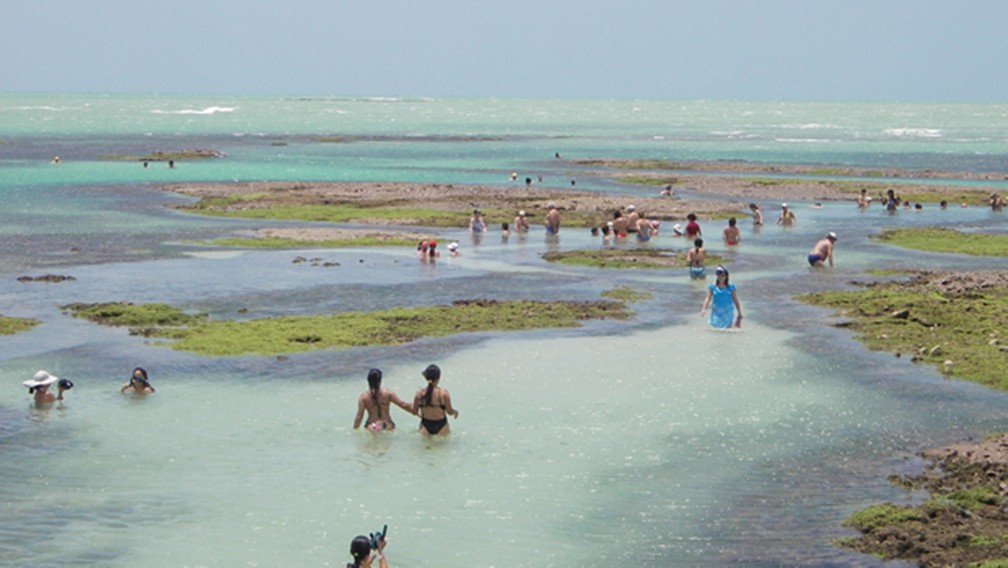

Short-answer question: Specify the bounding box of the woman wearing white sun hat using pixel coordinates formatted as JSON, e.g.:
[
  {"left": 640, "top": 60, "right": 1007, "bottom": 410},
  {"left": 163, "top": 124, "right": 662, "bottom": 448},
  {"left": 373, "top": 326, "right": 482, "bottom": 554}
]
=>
[{"left": 23, "top": 370, "right": 72, "bottom": 406}]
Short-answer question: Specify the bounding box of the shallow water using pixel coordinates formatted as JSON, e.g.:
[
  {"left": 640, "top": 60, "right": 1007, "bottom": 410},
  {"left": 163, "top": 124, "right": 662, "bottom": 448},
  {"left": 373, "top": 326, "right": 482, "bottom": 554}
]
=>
[{"left": 2, "top": 96, "right": 1008, "bottom": 566}]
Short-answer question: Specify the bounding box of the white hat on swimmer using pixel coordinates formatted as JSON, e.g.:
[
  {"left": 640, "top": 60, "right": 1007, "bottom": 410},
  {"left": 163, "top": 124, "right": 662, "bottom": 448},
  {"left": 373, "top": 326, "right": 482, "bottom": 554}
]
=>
[
  {"left": 23, "top": 370, "right": 59, "bottom": 389},
  {"left": 626, "top": 204, "right": 636, "bottom": 211},
  {"left": 827, "top": 231, "right": 838, "bottom": 240},
  {"left": 447, "top": 241, "right": 459, "bottom": 251},
  {"left": 518, "top": 210, "right": 526, "bottom": 216},
  {"left": 781, "top": 203, "right": 788, "bottom": 208}
]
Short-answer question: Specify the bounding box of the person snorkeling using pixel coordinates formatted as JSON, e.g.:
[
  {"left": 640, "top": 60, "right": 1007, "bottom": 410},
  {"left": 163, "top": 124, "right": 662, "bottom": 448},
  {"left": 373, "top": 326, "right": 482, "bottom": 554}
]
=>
[{"left": 121, "top": 367, "right": 155, "bottom": 394}]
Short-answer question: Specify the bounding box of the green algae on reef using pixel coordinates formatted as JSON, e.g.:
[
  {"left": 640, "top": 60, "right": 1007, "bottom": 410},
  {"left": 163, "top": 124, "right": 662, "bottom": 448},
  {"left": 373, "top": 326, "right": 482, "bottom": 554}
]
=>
[
  {"left": 601, "top": 286, "right": 653, "bottom": 302},
  {"left": 100, "top": 149, "right": 224, "bottom": 162},
  {"left": 797, "top": 271, "right": 1008, "bottom": 391},
  {"left": 0, "top": 314, "right": 40, "bottom": 335},
  {"left": 542, "top": 248, "right": 724, "bottom": 269},
  {"left": 872, "top": 227, "right": 1008, "bottom": 256},
  {"left": 63, "top": 299, "right": 631, "bottom": 357},
  {"left": 62, "top": 302, "right": 206, "bottom": 327}
]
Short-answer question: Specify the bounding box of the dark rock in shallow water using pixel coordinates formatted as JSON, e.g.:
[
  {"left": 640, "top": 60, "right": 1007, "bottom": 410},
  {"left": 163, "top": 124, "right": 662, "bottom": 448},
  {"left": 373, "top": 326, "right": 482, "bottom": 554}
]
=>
[{"left": 17, "top": 274, "right": 76, "bottom": 283}]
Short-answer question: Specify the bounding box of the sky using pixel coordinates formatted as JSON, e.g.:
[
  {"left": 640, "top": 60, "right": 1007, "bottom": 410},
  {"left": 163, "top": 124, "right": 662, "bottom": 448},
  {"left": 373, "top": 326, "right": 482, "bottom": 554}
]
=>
[{"left": 1, "top": 0, "right": 1005, "bottom": 102}]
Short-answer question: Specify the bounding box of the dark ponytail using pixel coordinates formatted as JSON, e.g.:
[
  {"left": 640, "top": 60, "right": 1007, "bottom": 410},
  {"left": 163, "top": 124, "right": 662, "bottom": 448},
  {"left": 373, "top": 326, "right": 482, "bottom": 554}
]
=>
[{"left": 367, "top": 368, "right": 382, "bottom": 407}]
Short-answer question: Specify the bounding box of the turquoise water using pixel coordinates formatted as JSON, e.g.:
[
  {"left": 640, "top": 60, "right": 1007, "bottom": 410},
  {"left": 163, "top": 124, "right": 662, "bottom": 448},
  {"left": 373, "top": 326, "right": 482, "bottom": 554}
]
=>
[{"left": 2, "top": 95, "right": 1008, "bottom": 566}]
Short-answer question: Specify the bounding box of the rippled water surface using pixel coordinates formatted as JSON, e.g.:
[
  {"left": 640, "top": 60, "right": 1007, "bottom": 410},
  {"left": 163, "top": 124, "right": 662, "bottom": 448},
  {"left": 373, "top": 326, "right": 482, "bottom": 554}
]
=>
[{"left": 2, "top": 95, "right": 1008, "bottom": 566}]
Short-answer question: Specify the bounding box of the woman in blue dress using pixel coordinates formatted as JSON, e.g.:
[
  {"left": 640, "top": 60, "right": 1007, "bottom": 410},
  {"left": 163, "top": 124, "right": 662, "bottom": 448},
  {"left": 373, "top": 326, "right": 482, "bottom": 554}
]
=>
[{"left": 700, "top": 265, "right": 743, "bottom": 329}]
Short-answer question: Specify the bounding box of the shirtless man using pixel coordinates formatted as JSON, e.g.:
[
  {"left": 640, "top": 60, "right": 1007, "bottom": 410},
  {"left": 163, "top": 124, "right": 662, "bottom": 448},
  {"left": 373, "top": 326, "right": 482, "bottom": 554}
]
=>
[
  {"left": 625, "top": 205, "right": 640, "bottom": 233},
  {"left": 544, "top": 203, "right": 561, "bottom": 235},
  {"left": 808, "top": 232, "right": 837, "bottom": 268},
  {"left": 612, "top": 211, "right": 629, "bottom": 238}
]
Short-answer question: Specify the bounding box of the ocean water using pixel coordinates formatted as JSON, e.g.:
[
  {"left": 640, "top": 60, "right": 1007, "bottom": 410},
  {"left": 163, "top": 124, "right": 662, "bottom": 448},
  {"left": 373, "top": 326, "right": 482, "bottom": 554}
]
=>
[{"left": 2, "top": 95, "right": 1008, "bottom": 567}]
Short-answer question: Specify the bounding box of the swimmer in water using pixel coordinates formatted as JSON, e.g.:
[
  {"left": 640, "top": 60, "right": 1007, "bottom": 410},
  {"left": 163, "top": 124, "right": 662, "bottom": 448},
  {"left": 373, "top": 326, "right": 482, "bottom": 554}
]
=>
[{"left": 353, "top": 368, "right": 413, "bottom": 432}]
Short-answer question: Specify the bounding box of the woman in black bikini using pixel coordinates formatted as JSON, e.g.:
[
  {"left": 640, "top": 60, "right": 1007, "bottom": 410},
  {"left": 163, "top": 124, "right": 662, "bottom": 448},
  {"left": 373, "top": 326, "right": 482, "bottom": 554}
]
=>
[
  {"left": 412, "top": 364, "right": 459, "bottom": 436},
  {"left": 353, "top": 368, "right": 413, "bottom": 431}
]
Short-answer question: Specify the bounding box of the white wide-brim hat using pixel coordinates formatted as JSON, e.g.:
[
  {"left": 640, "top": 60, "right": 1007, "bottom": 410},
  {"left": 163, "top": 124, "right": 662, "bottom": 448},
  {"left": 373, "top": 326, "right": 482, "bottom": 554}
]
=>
[{"left": 23, "top": 370, "right": 59, "bottom": 389}]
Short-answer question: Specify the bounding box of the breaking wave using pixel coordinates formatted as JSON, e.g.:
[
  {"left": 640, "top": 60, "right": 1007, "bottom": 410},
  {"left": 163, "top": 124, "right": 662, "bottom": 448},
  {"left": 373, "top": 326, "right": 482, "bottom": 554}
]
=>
[{"left": 150, "top": 106, "right": 237, "bottom": 115}]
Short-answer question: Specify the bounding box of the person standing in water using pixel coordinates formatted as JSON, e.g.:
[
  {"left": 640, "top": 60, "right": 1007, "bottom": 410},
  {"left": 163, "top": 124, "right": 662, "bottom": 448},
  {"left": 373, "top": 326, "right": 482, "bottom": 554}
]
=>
[
  {"left": 354, "top": 368, "right": 414, "bottom": 431},
  {"left": 776, "top": 203, "right": 796, "bottom": 226},
  {"left": 468, "top": 209, "right": 486, "bottom": 233},
  {"left": 749, "top": 203, "right": 763, "bottom": 226},
  {"left": 23, "top": 370, "right": 70, "bottom": 406},
  {"left": 808, "top": 232, "right": 837, "bottom": 268},
  {"left": 121, "top": 367, "right": 155, "bottom": 394},
  {"left": 686, "top": 238, "right": 707, "bottom": 279},
  {"left": 722, "top": 217, "right": 740, "bottom": 245},
  {"left": 700, "top": 265, "right": 743, "bottom": 329},
  {"left": 544, "top": 203, "right": 561, "bottom": 235},
  {"left": 513, "top": 210, "right": 530, "bottom": 233},
  {"left": 412, "top": 364, "right": 459, "bottom": 436}
]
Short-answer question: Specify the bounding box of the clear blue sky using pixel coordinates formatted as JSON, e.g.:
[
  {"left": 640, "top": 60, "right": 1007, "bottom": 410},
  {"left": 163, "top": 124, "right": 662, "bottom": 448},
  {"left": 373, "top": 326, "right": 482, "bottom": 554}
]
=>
[{"left": 2, "top": 0, "right": 1004, "bottom": 101}]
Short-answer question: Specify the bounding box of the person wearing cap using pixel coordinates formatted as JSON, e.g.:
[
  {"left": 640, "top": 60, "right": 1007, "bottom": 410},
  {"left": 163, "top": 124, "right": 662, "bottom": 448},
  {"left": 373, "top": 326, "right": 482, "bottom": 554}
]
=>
[
  {"left": 447, "top": 241, "right": 460, "bottom": 256},
  {"left": 412, "top": 364, "right": 459, "bottom": 436},
  {"left": 121, "top": 367, "right": 155, "bottom": 394},
  {"left": 354, "top": 368, "right": 413, "bottom": 432},
  {"left": 513, "top": 210, "right": 530, "bottom": 233},
  {"left": 625, "top": 205, "right": 640, "bottom": 233},
  {"left": 416, "top": 239, "right": 438, "bottom": 260},
  {"left": 468, "top": 209, "right": 486, "bottom": 233},
  {"left": 348, "top": 532, "right": 389, "bottom": 568},
  {"left": 23, "top": 370, "right": 69, "bottom": 406},
  {"left": 700, "top": 265, "right": 743, "bottom": 329},
  {"left": 544, "top": 203, "right": 560, "bottom": 235},
  {"left": 808, "top": 232, "right": 838, "bottom": 267},
  {"left": 776, "top": 204, "right": 796, "bottom": 226}
]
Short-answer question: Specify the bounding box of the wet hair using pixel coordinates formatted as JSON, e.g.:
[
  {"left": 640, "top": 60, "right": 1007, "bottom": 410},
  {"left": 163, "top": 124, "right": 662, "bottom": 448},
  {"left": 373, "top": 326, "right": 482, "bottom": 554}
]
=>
[
  {"left": 131, "top": 367, "right": 154, "bottom": 392},
  {"left": 728, "top": 217, "right": 736, "bottom": 227},
  {"left": 687, "top": 213, "right": 697, "bottom": 221},
  {"left": 349, "top": 535, "right": 372, "bottom": 567},
  {"left": 422, "top": 364, "right": 441, "bottom": 406},
  {"left": 749, "top": 202, "right": 758, "bottom": 209},
  {"left": 613, "top": 210, "right": 623, "bottom": 219},
  {"left": 367, "top": 368, "right": 382, "bottom": 407},
  {"left": 693, "top": 238, "right": 703, "bottom": 248}
]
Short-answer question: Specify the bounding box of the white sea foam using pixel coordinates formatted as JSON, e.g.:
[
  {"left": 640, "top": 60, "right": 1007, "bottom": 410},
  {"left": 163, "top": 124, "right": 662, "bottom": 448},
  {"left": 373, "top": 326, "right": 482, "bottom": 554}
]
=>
[
  {"left": 884, "top": 127, "right": 942, "bottom": 138},
  {"left": 150, "top": 106, "right": 236, "bottom": 115},
  {"left": 17, "top": 105, "right": 62, "bottom": 111},
  {"left": 775, "top": 137, "right": 831, "bottom": 143}
]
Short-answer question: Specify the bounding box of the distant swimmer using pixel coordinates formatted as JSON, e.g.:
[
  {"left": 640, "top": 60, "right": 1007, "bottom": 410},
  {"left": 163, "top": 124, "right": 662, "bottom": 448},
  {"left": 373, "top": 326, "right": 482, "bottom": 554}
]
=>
[
  {"left": 51, "top": 156, "right": 60, "bottom": 164},
  {"left": 857, "top": 188, "right": 870, "bottom": 208},
  {"left": 749, "top": 203, "right": 763, "bottom": 225},
  {"left": 776, "top": 203, "right": 796, "bottom": 226},
  {"left": 723, "top": 217, "right": 740, "bottom": 246},
  {"left": 513, "top": 210, "right": 530, "bottom": 233},
  {"left": 544, "top": 202, "right": 561, "bottom": 235},
  {"left": 121, "top": 367, "right": 155, "bottom": 394},
  {"left": 808, "top": 232, "right": 837, "bottom": 268},
  {"left": 354, "top": 368, "right": 413, "bottom": 432},
  {"left": 511, "top": 172, "right": 518, "bottom": 181}
]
